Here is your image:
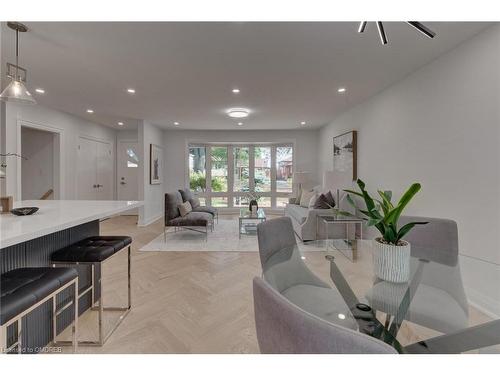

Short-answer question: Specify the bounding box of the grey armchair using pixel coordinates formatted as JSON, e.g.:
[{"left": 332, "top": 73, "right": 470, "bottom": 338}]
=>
[
  {"left": 253, "top": 277, "right": 397, "bottom": 354},
  {"left": 179, "top": 188, "right": 218, "bottom": 224},
  {"left": 164, "top": 192, "right": 213, "bottom": 241},
  {"left": 256, "top": 217, "right": 357, "bottom": 329}
]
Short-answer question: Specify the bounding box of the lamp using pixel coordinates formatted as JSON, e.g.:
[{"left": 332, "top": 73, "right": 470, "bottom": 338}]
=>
[
  {"left": 293, "top": 171, "right": 311, "bottom": 199},
  {"left": 0, "top": 22, "right": 36, "bottom": 105}
]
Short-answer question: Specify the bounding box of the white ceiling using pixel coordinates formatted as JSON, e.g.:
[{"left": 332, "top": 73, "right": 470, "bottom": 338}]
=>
[{"left": 0, "top": 22, "right": 492, "bottom": 130}]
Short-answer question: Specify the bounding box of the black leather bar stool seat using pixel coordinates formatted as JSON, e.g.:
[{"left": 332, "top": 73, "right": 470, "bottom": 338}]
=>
[
  {"left": 50, "top": 235, "right": 132, "bottom": 347},
  {"left": 1, "top": 267, "right": 79, "bottom": 353},
  {"left": 51, "top": 236, "right": 132, "bottom": 263}
]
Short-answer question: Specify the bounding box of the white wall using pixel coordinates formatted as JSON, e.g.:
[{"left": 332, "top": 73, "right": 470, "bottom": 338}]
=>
[
  {"left": 3, "top": 102, "right": 117, "bottom": 200},
  {"left": 162, "top": 129, "right": 319, "bottom": 194},
  {"left": 318, "top": 25, "right": 500, "bottom": 316},
  {"left": 138, "top": 121, "right": 164, "bottom": 226},
  {"left": 21, "top": 127, "right": 55, "bottom": 200}
]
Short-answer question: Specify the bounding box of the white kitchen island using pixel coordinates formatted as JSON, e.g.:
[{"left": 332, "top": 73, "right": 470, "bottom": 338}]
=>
[{"left": 0, "top": 200, "right": 143, "bottom": 351}]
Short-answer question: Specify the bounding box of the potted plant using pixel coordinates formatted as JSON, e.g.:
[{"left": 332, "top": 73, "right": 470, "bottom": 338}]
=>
[
  {"left": 246, "top": 192, "right": 261, "bottom": 213},
  {"left": 335, "top": 179, "right": 427, "bottom": 283}
]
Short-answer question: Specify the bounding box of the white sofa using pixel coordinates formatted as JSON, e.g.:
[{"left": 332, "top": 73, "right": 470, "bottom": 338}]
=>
[{"left": 285, "top": 198, "right": 333, "bottom": 241}]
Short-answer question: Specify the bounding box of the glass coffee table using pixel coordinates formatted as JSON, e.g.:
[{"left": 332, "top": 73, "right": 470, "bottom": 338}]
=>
[{"left": 239, "top": 208, "right": 266, "bottom": 238}]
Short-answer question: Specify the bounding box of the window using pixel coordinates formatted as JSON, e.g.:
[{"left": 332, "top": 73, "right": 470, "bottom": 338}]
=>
[
  {"left": 189, "top": 146, "right": 206, "bottom": 193},
  {"left": 211, "top": 147, "right": 228, "bottom": 193},
  {"left": 233, "top": 146, "right": 249, "bottom": 192},
  {"left": 276, "top": 146, "right": 293, "bottom": 193},
  {"left": 254, "top": 147, "right": 271, "bottom": 192},
  {"left": 187, "top": 143, "right": 294, "bottom": 209}
]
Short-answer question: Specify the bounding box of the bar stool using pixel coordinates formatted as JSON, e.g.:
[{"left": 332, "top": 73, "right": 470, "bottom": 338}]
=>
[
  {"left": 51, "top": 236, "right": 132, "bottom": 346},
  {"left": 0, "top": 267, "right": 79, "bottom": 354}
]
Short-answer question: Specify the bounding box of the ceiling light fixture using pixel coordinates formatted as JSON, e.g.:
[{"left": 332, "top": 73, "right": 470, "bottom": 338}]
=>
[
  {"left": 337, "top": 87, "right": 346, "bottom": 93},
  {"left": 86, "top": 109, "right": 94, "bottom": 113},
  {"left": 358, "top": 21, "right": 436, "bottom": 45},
  {"left": 237, "top": 122, "right": 243, "bottom": 126},
  {"left": 35, "top": 88, "right": 45, "bottom": 94},
  {"left": 127, "top": 88, "right": 136, "bottom": 94},
  {"left": 118, "top": 122, "right": 124, "bottom": 126},
  {"left": 300, "top": 121, "right": 306, "bottom": 125},
  {"left": 174, "top": 122, "right": 180, "bottom": 126},
  {"left": 227, "top": 108, "right": 250, "bottom": 119},
  {"left": 232, "top": 88, "right": 240, "bottom": 94},
  {"left": 0, "top": 22, "right": 36, "bottom": 105}
]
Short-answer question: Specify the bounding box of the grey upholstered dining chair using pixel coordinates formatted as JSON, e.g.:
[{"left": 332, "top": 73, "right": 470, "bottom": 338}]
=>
[
  {"left": 257, "top": 216, "right": 298, "bottom": 267},
  {"left": 256, "top": 217, "right": 357, "bottom": 331},
  {"left": 253, "top": 277, "right": 398, "bottom": 354},
  {"left": 366, "top": 216, "right": 469, "bottom": 334}
]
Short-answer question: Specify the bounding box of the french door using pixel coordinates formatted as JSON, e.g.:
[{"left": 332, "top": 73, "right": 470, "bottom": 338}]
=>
[{"left": 77, "top": 136, "right": 113, "bottom": 200}]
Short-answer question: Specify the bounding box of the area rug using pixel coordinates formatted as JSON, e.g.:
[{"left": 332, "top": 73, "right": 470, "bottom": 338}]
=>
[
  {"left": 139, "top": 219, "right": 324, "bottom": 253},
  {"left": 139, "top": 219, "right": 260, "bottom": 252}
]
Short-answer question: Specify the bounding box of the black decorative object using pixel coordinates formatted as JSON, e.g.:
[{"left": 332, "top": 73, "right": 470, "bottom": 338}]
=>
[
  {"left": 249, "top": 200, "right": 258, "bottom": 212},
  {"left": 358, "top": 21, "right": 436, "bottom": 45},
  {"left": 11, "top": 206, "right": 39, "bottom": 216}
]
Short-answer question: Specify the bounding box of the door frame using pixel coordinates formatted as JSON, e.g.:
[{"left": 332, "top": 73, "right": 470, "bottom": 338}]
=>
[
  {"left": 16, "top": 119, "right": 64, "bottom": 200},
  {"left": 116, "top": 138, "right": 139, "bottom": 199},
  {"left": 77, "top": 135, "right": 114, "bottom": 200},
  {"left": 117, "top": 139, "right": 139, "bottom": 213}
]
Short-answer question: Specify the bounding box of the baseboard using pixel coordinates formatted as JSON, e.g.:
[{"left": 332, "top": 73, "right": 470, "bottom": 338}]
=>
[
  {"left": 138, "top": 213, "right": 163, "bottom": 227},
  {"left": 466, "top": 287, "right": 500, "bottom": 319}
]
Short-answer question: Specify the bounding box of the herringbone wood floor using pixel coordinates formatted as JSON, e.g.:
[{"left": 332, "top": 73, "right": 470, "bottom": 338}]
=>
[{"left": 59, "top": 214, "right": 492, "bottom": 354}]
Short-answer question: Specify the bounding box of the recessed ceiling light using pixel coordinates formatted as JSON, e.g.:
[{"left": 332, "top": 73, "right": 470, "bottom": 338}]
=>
[
  {"left": 237, "top": 122, "right": 243, "bottom": 126},
  {"left": 337, "top": 87, "right": 346, "bottom": 93},
  {"left": 232, "top": 88, "right": 240, "bottom": 94},
  {"left": 35, "top": 88, "right": 45, "bottom": 94},
  {"left": 174, "top": 122, "right": 180, "bottom": 126},
  {"left": 227, "top": 108, "right": 250, "bottom": 118},
  {"left": 118, "top": 122, "right": 124, "bottom": 126},
  {"left": 86, "top": 109, "right": 94, "bottom": 113},
  {"left": 338, "top": 313, "right": 346, "bottom": 320},
  {"left": 127, "top": 88, "right": 136, "bottom": 94},
  {"left": 300, "top": 121, "right": 306, "bottom": 125}
]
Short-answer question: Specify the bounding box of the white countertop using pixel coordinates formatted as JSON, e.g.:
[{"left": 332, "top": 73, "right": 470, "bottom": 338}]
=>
[{"left": 0, "top": 200, "right": 143, "bottom": 249}]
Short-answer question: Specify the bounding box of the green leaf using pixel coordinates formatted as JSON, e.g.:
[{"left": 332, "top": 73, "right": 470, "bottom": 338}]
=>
[
  {"left": 385, "top": 183, "right": 421, "bottom": 226},
  {"left": 396, "top": 221, "right": 428, "bottom": 242},
  {"left": 343, "top": 189, "right": 364, "bottom": 198},
  {"left": 367, "top": 217, "right": 382, "bottom": 227}
]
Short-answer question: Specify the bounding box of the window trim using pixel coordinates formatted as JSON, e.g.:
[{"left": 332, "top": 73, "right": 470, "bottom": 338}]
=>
[{"left": 187, "top": 142, "right": 295, "bottom": 209}]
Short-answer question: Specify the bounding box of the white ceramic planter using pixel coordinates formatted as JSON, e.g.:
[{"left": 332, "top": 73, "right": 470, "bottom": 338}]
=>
[{"left": 372, "top": 238, "right": 411, "bottom": 283}]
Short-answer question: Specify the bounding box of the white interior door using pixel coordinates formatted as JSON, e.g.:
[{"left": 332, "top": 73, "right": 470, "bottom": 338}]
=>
[
  {"left": 77, "top": 137, "right": 98, "bottom": 200},
  {"left": 117, "top": 141, "right": 139, "bottom": 214},
  {"left": 96, "top": 141, "right": 113, "bottom": 200}
]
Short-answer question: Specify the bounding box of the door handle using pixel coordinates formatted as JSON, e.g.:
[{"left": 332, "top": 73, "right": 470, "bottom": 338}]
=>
[
  {"left": 97, "top": 184, "right": 103, "bottom": 188},
  {"left": 120, "top": 181, "right": 127, "bottom": 185},
  {"left": 93, "top": 184, "right": 97, "bottom": 188}
]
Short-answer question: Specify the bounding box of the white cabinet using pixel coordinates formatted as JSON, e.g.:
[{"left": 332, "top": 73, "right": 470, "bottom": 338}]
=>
[{"left": 77, "top": 137, "right": 113, "bottom": 200}]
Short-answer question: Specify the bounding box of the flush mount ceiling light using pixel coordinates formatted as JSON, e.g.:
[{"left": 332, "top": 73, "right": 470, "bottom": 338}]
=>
[
  {"left": 0, "top": 22, "right": 36, "bottom": 105},
  {"left": 117, "top": 122, "right": 124, "bottom": 126},
  {"left": 227, "top": 108, "right": 250, "bottom": 118},
  {"left": 358, "top": 21, "right": 436, "bottom": 45},
  {"left": 35, "top": 88, "right": 45, "bottom": 94},
  {"left": 127, "top": 88, "right": 136, "bottom": 94},
  {"left": 232, "top": 88, "right": 240, "bottom": 94},
  {"left": 237, "top": 122, "right": 243, "bottom": 126},
  {"left": 300, "top": 121, "right": 306, "bottom": 125},
  {"left": 337, "top": 87, "right": 346, "bottom": 93},
  {"left": 86, "top": 109, "right": 94, "bottom": 113},
  {"left": 173, "top": 122, "right": 180, "bottom": 126}
]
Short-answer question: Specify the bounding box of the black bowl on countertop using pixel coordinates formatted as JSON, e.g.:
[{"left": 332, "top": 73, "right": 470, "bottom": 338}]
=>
[{"left": 10, "top": 207, "right": 39, "bottom": 216}]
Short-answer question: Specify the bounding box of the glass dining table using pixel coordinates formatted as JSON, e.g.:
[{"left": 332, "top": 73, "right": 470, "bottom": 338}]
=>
[{"left": 262, "top": 239, "right": 500, "bottom": 354}]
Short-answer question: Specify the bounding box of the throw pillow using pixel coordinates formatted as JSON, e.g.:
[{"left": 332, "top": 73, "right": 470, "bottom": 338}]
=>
[
  {"left": 313, "top": 194, "right": 331, "bottom": 209},
  {"left": 190, "top": 196, "right": 201, "bottom": 208},
  {"left": 325, "top": 191, "right": 336, "bottom": 208},
  {"left": 300, "top": 189, "right": 315, "bottom": 208},
  {"left": 178, "top": 201, "right": 192, "bottom": 217},
  {"left": 308, "top": 194, "right": 317, "bottom": 208}
]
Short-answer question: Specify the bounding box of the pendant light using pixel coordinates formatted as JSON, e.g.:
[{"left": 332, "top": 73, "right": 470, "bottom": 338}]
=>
[
  {"left": 358, "top": 21, "right": 436, "bottom": 46},
  {"left": 0, "top": 22, "right": 36, "bottom": 105}
]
